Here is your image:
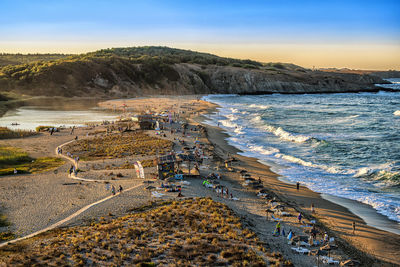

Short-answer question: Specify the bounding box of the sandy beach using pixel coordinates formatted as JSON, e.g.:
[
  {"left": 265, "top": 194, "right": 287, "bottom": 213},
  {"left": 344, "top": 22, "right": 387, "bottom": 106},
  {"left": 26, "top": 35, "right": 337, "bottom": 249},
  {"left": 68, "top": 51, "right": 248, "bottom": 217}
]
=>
[
  {"left": 0, "top": 95, "right": 399, "bottom": 266},
  {"left": 99, "top": 96, "right": 400, "bottom": 265}
]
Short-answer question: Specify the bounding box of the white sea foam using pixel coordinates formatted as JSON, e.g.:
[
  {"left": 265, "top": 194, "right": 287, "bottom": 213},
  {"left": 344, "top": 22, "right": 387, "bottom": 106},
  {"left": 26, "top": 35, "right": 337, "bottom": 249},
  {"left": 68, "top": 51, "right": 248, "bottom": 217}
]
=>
[
  {"left": 263, "top": 124, "right": 313, "bottom": 143},
  {"left": 248, "top": 144, "right": 279, "bottom": 155},
  {"left": 248, "top": 104, "right": 271, "bottom": 109},
  {"left": 203, "top": 93, "right": 400, "bottom": 224},
  {"left": 220, "top": 119, "right": 238, "bottom": 128},
  {"left": 234, "top": 125, "right": 244, "bottom": 134},
  {"left": 348, "top": 115, "right": 359, "bottom": 118},
  {"left": 250, "top": 115, "right": 262, "bottom": 123},
  {"left": 275, "top": 153, "right": 350, "bottom": 175}
]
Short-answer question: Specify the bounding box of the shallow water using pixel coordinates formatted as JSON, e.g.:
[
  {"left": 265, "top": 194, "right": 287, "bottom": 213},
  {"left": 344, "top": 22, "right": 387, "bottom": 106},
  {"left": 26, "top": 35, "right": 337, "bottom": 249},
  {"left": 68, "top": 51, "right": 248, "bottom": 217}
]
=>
[
  {"left": 0, "top": 105, "right": 117, "bottom": 131},
  {"left": 203, "top": 79, "right": 400, "bottom": 229}
]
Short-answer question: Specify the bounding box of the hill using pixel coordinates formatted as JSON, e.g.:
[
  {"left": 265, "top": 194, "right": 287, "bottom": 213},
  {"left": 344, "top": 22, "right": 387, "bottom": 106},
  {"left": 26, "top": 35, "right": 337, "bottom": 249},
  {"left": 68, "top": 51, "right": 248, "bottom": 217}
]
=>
[{"left": 0, "top": 46, "right": 391, "bottom": 98}]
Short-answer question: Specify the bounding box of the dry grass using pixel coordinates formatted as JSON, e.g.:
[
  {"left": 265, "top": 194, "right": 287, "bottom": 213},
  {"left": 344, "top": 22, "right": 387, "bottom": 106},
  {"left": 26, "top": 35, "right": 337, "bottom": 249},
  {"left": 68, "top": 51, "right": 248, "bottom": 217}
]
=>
[
  {"left": 64, "top": 131, "right": 172, "bottom": 160},
  {"left": 116, "top": 158, "right": 156, "bottom": 169},
  {"left": 0, "top": 127, "right": 37, "bottom": 139},
  {"left": 0, "top": 198, "right": 293, "bottom": 266},
  {"left": 0, "top": 146, "right": 64, "bottom": 176}
]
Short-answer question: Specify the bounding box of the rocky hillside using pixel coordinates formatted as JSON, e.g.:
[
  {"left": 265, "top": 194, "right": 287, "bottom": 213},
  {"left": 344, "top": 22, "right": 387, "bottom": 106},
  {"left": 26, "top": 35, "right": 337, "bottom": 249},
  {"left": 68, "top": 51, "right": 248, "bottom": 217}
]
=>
[{"left": 0, "top": 47, "right": 391, "bottom": 98}]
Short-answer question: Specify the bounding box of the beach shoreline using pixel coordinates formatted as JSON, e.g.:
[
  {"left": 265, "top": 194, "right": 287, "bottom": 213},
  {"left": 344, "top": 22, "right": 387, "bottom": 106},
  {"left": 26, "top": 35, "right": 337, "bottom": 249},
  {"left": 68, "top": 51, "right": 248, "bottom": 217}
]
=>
[
  {"left": 195, "top": 101, "right": 400, "bottom": 265},
  {"left": 0, "top": 95, "right": 399, "bottom": 265},
  {"left": 100, "top": 95, "right": 400, "bottom": 264}
]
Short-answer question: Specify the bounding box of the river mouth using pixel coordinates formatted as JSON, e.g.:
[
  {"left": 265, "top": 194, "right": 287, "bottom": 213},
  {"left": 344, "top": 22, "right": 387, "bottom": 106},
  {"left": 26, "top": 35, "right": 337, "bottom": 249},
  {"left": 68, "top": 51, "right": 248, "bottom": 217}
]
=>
[{"left": 0, "top": 97, "right": 117, "bottom": 131}]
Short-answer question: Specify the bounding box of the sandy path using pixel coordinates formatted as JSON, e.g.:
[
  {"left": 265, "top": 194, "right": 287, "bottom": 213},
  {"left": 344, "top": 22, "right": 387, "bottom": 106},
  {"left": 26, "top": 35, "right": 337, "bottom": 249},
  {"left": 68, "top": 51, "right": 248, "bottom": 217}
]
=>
[{"left": 0, "top": 138, "right": 145, "bottom": 247}]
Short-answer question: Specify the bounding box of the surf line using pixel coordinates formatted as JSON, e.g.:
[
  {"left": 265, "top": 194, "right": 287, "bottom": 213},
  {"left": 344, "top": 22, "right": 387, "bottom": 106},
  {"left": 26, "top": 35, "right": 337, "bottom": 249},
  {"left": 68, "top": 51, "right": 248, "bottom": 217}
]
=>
[{"left": 0, "top": 139, "right": 143, "bottom": 248}]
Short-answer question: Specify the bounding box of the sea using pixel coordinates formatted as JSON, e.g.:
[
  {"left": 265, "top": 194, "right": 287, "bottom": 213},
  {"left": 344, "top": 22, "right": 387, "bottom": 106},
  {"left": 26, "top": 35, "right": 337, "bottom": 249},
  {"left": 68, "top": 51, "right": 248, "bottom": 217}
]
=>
[{"left": 203, "top": 78, "right": 400, "bottom": 233}]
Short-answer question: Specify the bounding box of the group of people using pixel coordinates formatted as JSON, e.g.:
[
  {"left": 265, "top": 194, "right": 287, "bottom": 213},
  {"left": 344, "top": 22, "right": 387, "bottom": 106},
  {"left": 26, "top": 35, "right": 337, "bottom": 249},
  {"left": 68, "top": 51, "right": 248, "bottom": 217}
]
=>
[
  {"left": 110, "top": 185, "right": 123, "bottom": 195},
  {"left": 274, "top": 218, "right": 332, "bottom": 247}
]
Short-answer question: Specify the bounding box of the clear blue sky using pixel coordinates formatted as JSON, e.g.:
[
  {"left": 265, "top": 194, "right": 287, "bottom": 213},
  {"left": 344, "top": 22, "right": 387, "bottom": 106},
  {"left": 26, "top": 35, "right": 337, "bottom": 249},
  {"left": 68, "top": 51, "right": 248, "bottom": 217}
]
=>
[{"left": 1, "top": 0, "right": 399, "bottom": 69}]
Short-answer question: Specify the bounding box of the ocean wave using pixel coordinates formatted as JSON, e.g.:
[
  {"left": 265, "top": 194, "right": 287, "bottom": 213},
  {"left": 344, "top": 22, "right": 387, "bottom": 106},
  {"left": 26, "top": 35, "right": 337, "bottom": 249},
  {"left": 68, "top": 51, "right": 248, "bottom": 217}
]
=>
[
  {"left": 394, "top": 110, "right": 400, "bottom": 116},
  {"left": 250, "top": 115, "right": 262, "bottom": 123},
  {"left": 225, "top": 114, "right": 239, "bottom": 121},
  {"left": 248, "top": 144, "right": 280, "bottom": 155},
  {"left": 234, "top": 125, "right": 245, "bottom": 134},
  {"left": 263, "top": 124, "right": 316, "bottom": 143},
  {"left": 248, "top": 104, "right": 271, "bottom": 109},
  {"left": 355, "top": 165, "right": 400, "bottom": 185},
  {"left": 275, "top": 153, "right": 350, "bottom": 174},
  {"left": 348, "top": 115, "right": 359, "bottom": 119}
]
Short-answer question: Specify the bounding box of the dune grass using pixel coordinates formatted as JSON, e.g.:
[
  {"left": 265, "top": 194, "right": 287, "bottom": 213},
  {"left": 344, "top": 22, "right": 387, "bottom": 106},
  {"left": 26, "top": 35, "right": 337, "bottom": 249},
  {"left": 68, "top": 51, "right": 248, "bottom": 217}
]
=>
[
  {"left": 0, "top": 198, "right": 293, "bottom": 266},
  {"left": 0, "top": 146, "right": 64, "bottom": 175},
  {"left": 64, "top": 131, "right": 172, "bottom": 160},
  {"left": 0, "top": 127, "right": 37, "bottom": 139},
  {"left": 0, "top": 213, "right": 14, "bottom": 242}
]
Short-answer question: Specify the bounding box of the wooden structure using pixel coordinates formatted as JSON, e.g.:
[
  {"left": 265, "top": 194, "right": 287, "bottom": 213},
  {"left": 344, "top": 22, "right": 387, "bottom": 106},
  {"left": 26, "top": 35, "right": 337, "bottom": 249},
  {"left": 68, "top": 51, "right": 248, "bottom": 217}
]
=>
[
  {"left": 157, "top": 154, "right": 176, "bottom": 180},
  {"left": 137, "top": 115, "right": 155, "bottom": 130}
]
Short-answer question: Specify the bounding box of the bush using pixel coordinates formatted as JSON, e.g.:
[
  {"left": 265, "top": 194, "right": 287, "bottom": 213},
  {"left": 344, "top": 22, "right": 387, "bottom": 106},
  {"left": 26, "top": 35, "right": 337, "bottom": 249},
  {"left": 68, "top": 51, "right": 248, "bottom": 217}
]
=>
[
  {"left": 0, "top": 127, "right": 37, "bottom": 139},
  {"left": 35, "top": 125, "right": 54, "bottom": 132}
]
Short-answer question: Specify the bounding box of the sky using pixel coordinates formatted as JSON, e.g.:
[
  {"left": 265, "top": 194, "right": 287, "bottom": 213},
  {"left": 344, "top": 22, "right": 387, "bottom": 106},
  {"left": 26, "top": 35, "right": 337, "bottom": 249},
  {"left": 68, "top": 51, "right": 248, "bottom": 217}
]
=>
[{"left": 0, "top": 0, "right": 399, "bottom": 70}]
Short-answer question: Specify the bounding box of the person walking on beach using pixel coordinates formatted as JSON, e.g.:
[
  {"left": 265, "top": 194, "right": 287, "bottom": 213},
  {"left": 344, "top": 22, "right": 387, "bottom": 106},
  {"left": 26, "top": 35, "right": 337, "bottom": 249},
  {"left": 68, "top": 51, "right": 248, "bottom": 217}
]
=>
[
  {"left": 275, "top": 221, "right": 281, "bottom": 235},
  {"left": 352, "top": 221, "right": 356, "bottom": 235},
  {"left": 297, "top": 213, "right": 302, "bottom": 224},
  {"left": 70, "top": 126, "right": 75, "bottom": 135},
  {"left": 69, "top": 165, "right": 74, "bottom": 176},
  {"left": 119, "top": 185, "right": 123, "bottom": 193},
  {"left": 311, "top": 203, "right": 315, "bottom": 214},
  {"left": 111, "top": 185, "right": 116, "bottom": 195},
  {"left": 296, "top": 182, "right": 300, "bottom": 191}
]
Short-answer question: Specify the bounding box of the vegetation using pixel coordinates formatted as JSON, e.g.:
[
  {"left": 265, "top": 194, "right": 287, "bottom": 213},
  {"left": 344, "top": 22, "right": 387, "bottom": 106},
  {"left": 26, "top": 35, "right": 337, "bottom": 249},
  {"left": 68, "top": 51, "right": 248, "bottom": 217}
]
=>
[
  {"left": 0, "top": 213, "right": 14, "bottom": 242},
  {"left": 91, "top": 46, "right": 263, "bottom": 67},
  {"left": 0, "top": 53, "right": 69, "bottom": 67},
  {"left": 0, "top": 127, "right": 37, "bottom": 139},
  {"left": 35, "top": 125, "right": 55, "bottom": 132},
  {"left": 107, "top": 158, "right": 156, "bottom": 171},
  {"left": 63, "top": 131, "right": 172, "bottom": 160},
  {"left": 0, "top": 198, "right": 292, "bottom": 266},
  {"left": 0, "top": 47, "right": 263, "bottom": 87},
  {"left": 0, "top": 146, "right": 64, "bottom": 175}
]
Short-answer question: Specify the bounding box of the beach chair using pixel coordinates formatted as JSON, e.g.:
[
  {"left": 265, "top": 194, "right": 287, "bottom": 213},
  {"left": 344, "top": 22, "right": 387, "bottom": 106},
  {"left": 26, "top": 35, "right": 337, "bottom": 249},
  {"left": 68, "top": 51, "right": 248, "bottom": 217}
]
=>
[
  {"left": 291, "top": 247, "right": 310, "bottom": 254},
  {"left": 270, "top": 215, "right": 282, "bottom": 222},
  {"left": 174, "top": 174, "right": 183, "bottom": 180}
]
